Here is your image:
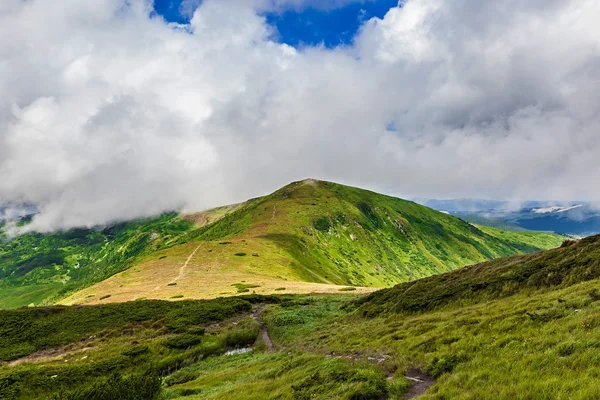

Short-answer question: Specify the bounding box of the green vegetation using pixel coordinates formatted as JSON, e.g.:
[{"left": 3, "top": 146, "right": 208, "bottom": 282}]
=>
[
  {"left": 0, "top": 297, "right": 254, "bottom": 361},
  {"left": 0, "top": 213, "right": 197, "bottom": 308},
  {"left": 0, "top": 180, "right": 565, "bottom": 308},
  {"left": 358, "top": 234, "right": 600, "bottom": 315},
  {"left": 0, "top": 296, "right": 274, "bottom": 399},
  {"left": 4, "top": 236, "right": 600, "bottom": 398},
  {"left": 256, "top": 236, "right": 600, "bottom": 399},
  {"left": 161, "top": 351, "right": 404, "bottom": 400},
  {"left": 453, "top": 215, "right": 527, "bottom": 232}
]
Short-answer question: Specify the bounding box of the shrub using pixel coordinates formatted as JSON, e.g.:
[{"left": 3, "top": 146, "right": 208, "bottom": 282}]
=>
[
  {"left": 186, "top": 326, "right": 206, "bottom": 336},
  {"left": 122, "top": 345, "right": 148, "bottom": 357},
  {"left": 223, "top": 319, "right": 260, "bottom": 348},
  {"left": 163, "top": 334, "right": 202, "bottom": 350},
  {"left": 175, "top": 388, "right": 203, "bottom": 396},
  {"left": 234, "top": 252, "right": 247, "bottom": 257},
  {"left": 164, "top": 370, "right": 198, "bottom": 387},
  {"left": 53, "top": 371, "right": 161, "bottom": 400},
  {"left": 557, "top": 342, "right": 578, "bottom": 357},
  {"left": 427, "top": 354, "right": 468, "bottom": 377},
  {"left": 313, "top": 217, "right": 331, "bottom": 232}
]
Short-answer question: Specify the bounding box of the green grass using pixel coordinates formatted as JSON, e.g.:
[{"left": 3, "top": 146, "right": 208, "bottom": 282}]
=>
[
  {"left": 254, "top": 237, "right": 600, "bottom": 399},
  {"left": 162, "top": 351, "right": 408, "bottom": 400},
  {"left": 357, "top": 234, "right": 600, "bottom": 315},
  {"left": 177, "top": 179, "right": 565, "bottom": 290},
  {"left": 2, "top": 234, "right": 598, "bottom": 399},
  {"left": 0, "top": 296, "right": 278, "bottom": 399},
  {"left": 0, "top": 213, "right": 197, "bottom": 308},
  {"left": 4, "top": 233, "right": 600, "bottom": 399},
  {"left": 0, "top": 180, "right": 565, "bottom": 309},
  {"left": 0, "top": 297, "right": 256, "bottom": 362}
]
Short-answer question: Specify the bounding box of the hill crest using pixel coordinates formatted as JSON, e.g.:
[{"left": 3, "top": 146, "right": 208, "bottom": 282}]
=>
[{"left": 61, "top": 179, "right": 565, "bottom": 306}]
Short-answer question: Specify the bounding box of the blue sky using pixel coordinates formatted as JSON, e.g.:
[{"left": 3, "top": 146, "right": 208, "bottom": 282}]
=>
[{"left": 153, "top": 0, "right": 400, "bottom": 47}]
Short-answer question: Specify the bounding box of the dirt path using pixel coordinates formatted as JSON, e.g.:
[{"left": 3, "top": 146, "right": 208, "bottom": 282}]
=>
[
  {"left": 403, "top": 369, "right": 436, "bottom": 399},
  {"left": 172, "top": 243, "right": 202, "bottom": 283},
  {"left": 253, "top": 305, "right": 274, "bottom": 350}
]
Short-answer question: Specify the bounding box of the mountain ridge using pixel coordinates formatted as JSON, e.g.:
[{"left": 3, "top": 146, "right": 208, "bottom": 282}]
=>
[{"left": 60, "top": 179, "right": 564, "bottom": 306}]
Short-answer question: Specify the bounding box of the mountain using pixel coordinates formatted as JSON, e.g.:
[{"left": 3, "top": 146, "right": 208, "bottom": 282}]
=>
[
  {"left": 0, "top": 179, "right": 564, "bottom": 309},
  {"left": 2, "top": 235, "right": 600, "bottom": 399},
  {"left": 358, "top": 234, "right": 599, "bottom": 315},
  {"left": 508, "top": 204, "right": 600, "bottom": 236},
  {"left": 417, "top": 198, "right": 600, "bottom": 236}
]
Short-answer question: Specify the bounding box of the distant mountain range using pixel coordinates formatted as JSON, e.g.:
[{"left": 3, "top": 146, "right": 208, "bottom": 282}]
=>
[
  {"left": 415, "top": 198, "right": 600, "bottom": 236},
  {"left": 0, "top": 203, "right": 36, "bottom": 222}
]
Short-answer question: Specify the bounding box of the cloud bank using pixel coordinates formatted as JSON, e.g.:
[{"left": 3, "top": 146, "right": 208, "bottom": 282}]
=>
[{"left": 1, "top": 0, "right": 599, "bottom": 231}]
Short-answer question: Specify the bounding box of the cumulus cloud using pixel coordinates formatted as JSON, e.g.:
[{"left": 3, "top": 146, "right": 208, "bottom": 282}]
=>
[{"left": 1, "top": 0, "right": 599, "bottom": 231}]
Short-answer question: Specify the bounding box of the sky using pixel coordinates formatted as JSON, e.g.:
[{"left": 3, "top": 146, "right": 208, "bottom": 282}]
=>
[{"left": 1, "top": 0, "right": 600, "bottom": 231}]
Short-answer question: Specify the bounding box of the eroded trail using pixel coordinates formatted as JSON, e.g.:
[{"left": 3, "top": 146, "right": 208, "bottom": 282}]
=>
[
  {"left": 253, "top": 305, "right": 274, "bottom": 350},
  {"left": 403, "top": 369, "right": 436, "bottom": 399},
  {"left": 173, "top": 243, "right": 202, "bottom": 283}
]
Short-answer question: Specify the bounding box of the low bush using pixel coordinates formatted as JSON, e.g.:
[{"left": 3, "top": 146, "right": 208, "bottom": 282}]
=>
[
  {"left": 427, "top": 354, "right": 468, "bottom": 377},
  {"left": 121, "top": 345, "right": 148, "bottom": 357},
  {"left": 163, "top": 334, "right": 202, "bottom": 350},
  {"left": 164, "top": 370, "right": 199, "bottom": 387},
  {"left": 53, "top": 371, "right": 161, "bottom": 400}
]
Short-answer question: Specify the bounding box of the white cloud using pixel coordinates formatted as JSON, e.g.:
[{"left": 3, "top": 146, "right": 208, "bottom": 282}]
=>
[{"left": 1, "top": 0, "right": 600, "bottom": 231}]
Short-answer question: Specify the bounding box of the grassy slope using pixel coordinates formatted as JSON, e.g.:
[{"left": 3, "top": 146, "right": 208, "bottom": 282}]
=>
[
  {"left": 64, "top": 180, "right": 564, "bottom": 305},
  {"left": 0, "top": 214, "right": 195, "bottom": 308},
  {"left": 357, "top": 235, "right": 599, "bottom": 315},
  {"left": 0, "top": 295, "right": 398, "bottom": 400},
  {"left": 1, "top": 180, "right": 565, "bottom": 308},
  {"left": 3, "top": 237, "right": 600, "bottom": 399},
  {"left": 0, "top": 296, "right": 268, "bottom": 399}
]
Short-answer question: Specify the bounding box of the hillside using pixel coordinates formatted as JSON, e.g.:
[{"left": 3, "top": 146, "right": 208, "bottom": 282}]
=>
[
  {"left": 1, "top": 180, "right": 564, "bottom": 308},
  {"left": 2, "top": 236, "right": 600, "bottom": 399},
  {"left": 0, "top": 213, "right": 196, "bottom": 308},
  {"left": 62, "top": 179, "right": 564, "bottom": 306},
  {"left": 358, "top": 234, "right": 600, "bottom": 315}
]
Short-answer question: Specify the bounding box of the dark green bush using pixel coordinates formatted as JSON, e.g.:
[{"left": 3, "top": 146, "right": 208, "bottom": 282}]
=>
[
  {"left": 224, "top": 319, "right": 260, "bottom": 348},
  {"left": 53, "top": 371, "right": 161, "bottom": 400},
  {"left": 165, "top": 370, "right": 199, "bottom": 387},
  {"left": 163, "top": 334, "right": 202, "bottom": 350},
  {"left": 121, "top": 345, "right": 148, "bottom": 357},
  {"left": 0, "top": 297, "right": 253, "bottom": 361},
  {"left": 186, "top": 326, "right": 206, "bottom": 336},
  {"left": 175, "top": 388, "right": 203, "bottom": 396},
  {"left": 313, "top": 217, "right": 331, "bottom": 232},
  {"left": 427, "top": 354, "right": 468, "bottom": 377}
]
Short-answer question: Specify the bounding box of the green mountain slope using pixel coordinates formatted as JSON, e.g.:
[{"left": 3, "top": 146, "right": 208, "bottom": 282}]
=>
[
  {"left": 0, "top": 213, "right": 195, "bottom": 308},
  {"left": 357, "top": 235, "right": 598, "bottom": 315},
  {"left": 189, "top": 179, "right": 564, "bottom": 285},
  {"left": 3, "top": 236, "right": 600, "bottom": 399},
  {"left": 0, "top": 179, "right": 564, "bottom": 309}
]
